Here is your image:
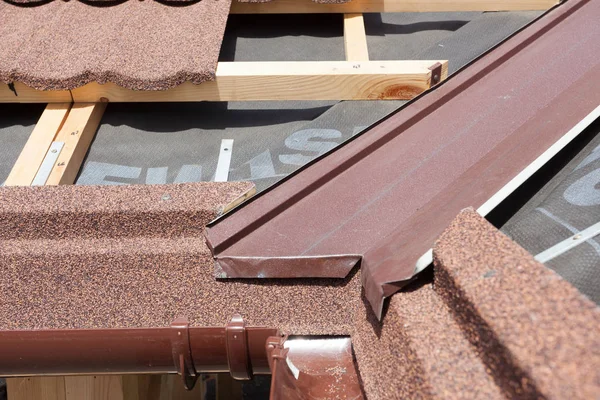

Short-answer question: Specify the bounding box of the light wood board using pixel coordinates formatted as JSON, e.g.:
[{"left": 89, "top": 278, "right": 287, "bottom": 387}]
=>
[
  {"left": 70, "top": 61, "right": 447, "bottom": 102},
  {"left": 230, "top": 0, "right": 557, "bottom": 14}
]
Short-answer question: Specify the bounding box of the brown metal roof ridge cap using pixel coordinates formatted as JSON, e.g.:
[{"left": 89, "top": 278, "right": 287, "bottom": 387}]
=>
[
  {"left": 0, "top": 315, "right": 279, "bottom": 382},
  {"left": 206, "top": 0, "right": 584, "bottom": 252},
  {"left": 205, "top": 0, "right": 591, "bottom": 310},
  {"left": 433, "top": 208, "right": 600, "bottom": 399},
  {"left": 205, "top": 0, "right": 571, "bottom": 230}
]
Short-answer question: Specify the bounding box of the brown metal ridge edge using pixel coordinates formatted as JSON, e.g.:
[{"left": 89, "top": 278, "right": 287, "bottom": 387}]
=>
[
  {"left": 205, "top": 0, "right": 598, "bottom": 320},
  {"left": 214, "top": 255, "right": 361, "bottom": 278},
  {"left": 0, "top": 315, "right": 279, "bottom": 383}
]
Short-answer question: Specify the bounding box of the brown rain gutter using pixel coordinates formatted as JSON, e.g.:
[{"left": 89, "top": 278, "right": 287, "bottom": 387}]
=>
[
  {"left": 0, "top": 315, "right": 278, "bottom": 389},
  {"left": 206, "top": 0, "right": 600, "bottom": 319}
]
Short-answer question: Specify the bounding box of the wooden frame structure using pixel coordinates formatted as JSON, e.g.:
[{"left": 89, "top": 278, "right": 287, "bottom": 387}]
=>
[
  {"left": 2, "top": 60, "right": 447, "bottom": 103},
  {"left": 1, "top": 0, "right": 558, "bottom": 103}
]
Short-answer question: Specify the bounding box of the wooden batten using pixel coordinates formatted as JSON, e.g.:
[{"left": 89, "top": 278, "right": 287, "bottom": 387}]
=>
[{"left": 230, "top": 0, "right": 558, "bottom": 14}]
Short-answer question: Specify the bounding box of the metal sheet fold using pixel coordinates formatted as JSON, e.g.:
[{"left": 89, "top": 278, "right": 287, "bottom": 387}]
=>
[{"left": 206, "top": 0, "right": 600, "bottom": 319}]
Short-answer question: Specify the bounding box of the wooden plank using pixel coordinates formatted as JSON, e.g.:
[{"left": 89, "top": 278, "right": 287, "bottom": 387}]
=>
[
  {"left": 6, "top": 377, "right": 66, "bottom": 400},
  {"left": 71, "top": 61, "right": 447, "bottom": 102},
  {"left": 344, "top": 14, "right": 369, "bottom": 62},
  {"left": 223, "top": 186, "right": 257, "bottom": 214},
  {"left": 0, "top": 83, "right": 71, "bottom": 103},
  {"left": 64, "top": 376, "right": 124, "bottom": 400},
  {"left": 230, "top": 0, "right": 557, "bottom": 14},
  {"left": 45, "top": 102, "right": 107, "bottom": 185},
  {"left": 4, "top": 103, "right": 72, "bottom": 186}
]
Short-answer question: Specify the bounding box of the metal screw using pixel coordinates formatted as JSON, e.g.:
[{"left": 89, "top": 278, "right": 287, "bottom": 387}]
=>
[
  {"left": 161, "top": 194, "right": 171, "bottom": 201},
  {"left": 51, "top": 149, "right": 57, "bottom": 153},
  {"left": 433, "top": 74, "right": 440, "bottom": 81},
  {"left": 483, "top": 270, "right": 497, "bottom": 278},
  {"left": 573, "top": 234, "right": 582, "bottom": 240},
  {"left": 224, "top": 148, "right": 229, "bottom": 151}
]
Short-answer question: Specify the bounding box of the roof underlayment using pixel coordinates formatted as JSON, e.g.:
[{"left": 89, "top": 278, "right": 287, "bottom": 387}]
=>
[
  {"left": 502, "top": 120, "right": 600, "bottom": 304},
  {"left": 205, "top": 0, "right": 600, "bottom": 318}
]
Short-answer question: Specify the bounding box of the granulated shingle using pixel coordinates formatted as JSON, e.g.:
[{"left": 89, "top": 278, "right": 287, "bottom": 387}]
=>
[
  {"left": 352, "top": 283, "right": 504, "bottom": 400},
  {"left": 0, "top": 0, "right": 231, "bottom": 90},
  {"left": 352, "top": 208, "right": 600, "bottom": 399},
  {"left": 434, "top": 208, "right": 600, "bottom": 400},
  {"left": 0, "top": 183, "right": 361, "bottom": 334}
]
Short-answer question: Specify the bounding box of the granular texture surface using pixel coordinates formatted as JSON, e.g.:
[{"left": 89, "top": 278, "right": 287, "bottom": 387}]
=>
[
  {"left": 0, "top": 0, "right": 231, "bottom": 90},
  {"left": 434, "top": 208, "right": 600, "bottom": 400},
  {"left": 353, "top": 208, "right": 600, "bottom": 399},
  {"left": 0, "top": 183, "right": 361, "bottom": 334},
  {"left": 352, "top": 281, "right": 504, "bottom": 400}
]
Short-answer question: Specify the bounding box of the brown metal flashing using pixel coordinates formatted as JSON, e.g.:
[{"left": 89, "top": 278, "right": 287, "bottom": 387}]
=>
[
  {"left": 205, "top": 0, "right": 600, "bottom": 318},
  {"left": 267, "top": 336, "right": 363, "bottom": 400},
  {"left": 0, "top": 317, "right": 279, "bottom": 377}
]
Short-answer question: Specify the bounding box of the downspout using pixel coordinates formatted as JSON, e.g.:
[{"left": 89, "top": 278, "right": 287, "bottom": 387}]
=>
[{"left": 0, "top": 315, "right": 279, "bottom": 390}]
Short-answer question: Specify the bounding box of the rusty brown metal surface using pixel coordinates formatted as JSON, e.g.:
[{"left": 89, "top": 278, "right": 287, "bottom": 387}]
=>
[
  {"left": 267, "top": 336, "right": 363, "bottom": 400},
  {"left": 0, "top": 316, "right": 278, "bottom": 378},
  {"left": 205, "top": 0, "right": 600, "bottom": 318}
]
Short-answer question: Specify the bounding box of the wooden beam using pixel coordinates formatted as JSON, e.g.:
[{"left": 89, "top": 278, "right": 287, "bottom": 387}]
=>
[
  {"left": 230, "top": 0, "right": 557, "bottom": 14},
  {"left": 4, "top": 103, "right": 72, "bottom": 186},
  {"left": 64, "top": 376, "right": 123, "bottom": 400},
  {"left": 70, "top": 61, "right": 447, "bottom": 102},
  {"left": 7, "top": 375, "right": 207, "bottom": 400},
  {"left": 45, "top": 102, "right": 107, "bottom": 185},
  {"left": 344, "top": 14, "right": 369, "bottom": 62},
  {"left": 0, "top": 83, "right": 71, "bottom": 103},
  {"left": 7, "top": 378, "right": 66, "bottom": 400}
]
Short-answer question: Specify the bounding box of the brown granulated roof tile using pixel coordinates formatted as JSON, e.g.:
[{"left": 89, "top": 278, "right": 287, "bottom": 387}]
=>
[
  {"left": 433, "top": 208, "right": 600, "bottom": 399},
  {"left": 0, "top": 0, "right": 231, "bottom": 90},
  {"left": 0, "top": 183, "right": 361, "bottom": 334},
  {"left": 351, "top": 208, "right": 600, "bottom": 399}
]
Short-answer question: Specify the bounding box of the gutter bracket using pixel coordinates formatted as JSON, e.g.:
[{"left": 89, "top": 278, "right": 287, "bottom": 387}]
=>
[
  {"left": 226, "top": 314, "right": 252, "bottom": 380},
  {"left": 428, "top": 62, "right": 443, "bottom": 86},
  {"left": 265, "top": 335, "right": 288, "bottom": 372},
  {"left": 170, "top": 317, "right": 198, "bottom": 390}
]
